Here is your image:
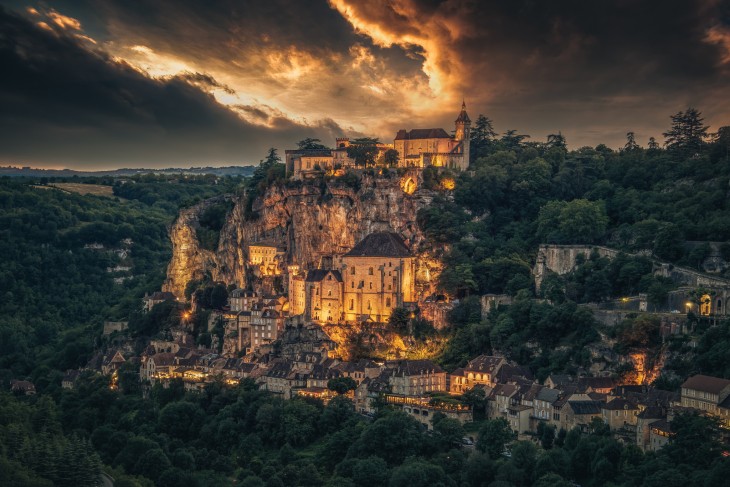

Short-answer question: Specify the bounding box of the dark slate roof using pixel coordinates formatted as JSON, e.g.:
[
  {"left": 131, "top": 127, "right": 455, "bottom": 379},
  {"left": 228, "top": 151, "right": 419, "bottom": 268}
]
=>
[
  {"left": 577, "top": 376, "right": 617, "bottom": 392},
  {"left": 466, "top": 355, "right": 503, "bottom": 374},
  {"left": 568, "top": 400, "right": 603, "bottom": 415},
  {"left": 305, "top": 269, "right": 343, "bottom": 282},
  {"left": 650, "top": 419, "right": 672, "bottom": 433},
  {"left": 455, "top": 102, "right": 471, "bottom": 123},
  {"left": 394, "top": 128, "right": 451, "bottom": 140},
  {"left": 681, "top": 374, "right": 730, "bottom": 394},
  {"left": 496, "top": 364, "right": 534, "bottom": 383},
  {"left": 387, "top": 360, "right": 444, "bottom": 376},
  {"left": 637, "top": 406, "right": 665, "bottom": 419},
  {"left": 603, "top": 398, "right": 639, "bottom": 411},
  {"left": 536, "top": 387, "right": 560, "bottom": 404},
  {"left": 344, "top": 232, "right": 411, "bottom": 258}
]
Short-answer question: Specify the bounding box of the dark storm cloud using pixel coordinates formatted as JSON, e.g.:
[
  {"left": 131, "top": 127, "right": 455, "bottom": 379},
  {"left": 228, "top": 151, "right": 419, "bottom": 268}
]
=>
[
  {"left": 1, "top": 0, "right": 729, "bottom": 169},
  {"left": 331, "top": 0, "right": 730, "bottom": 146},
  {"left": 0, "top": 6, "right": 348, "bottom": 168}
]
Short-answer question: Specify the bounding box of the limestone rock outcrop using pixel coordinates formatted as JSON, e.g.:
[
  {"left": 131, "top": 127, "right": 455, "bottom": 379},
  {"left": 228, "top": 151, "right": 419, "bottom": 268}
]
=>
[{"left": 164, "top": 173, "right": 442, "bottom": 300}]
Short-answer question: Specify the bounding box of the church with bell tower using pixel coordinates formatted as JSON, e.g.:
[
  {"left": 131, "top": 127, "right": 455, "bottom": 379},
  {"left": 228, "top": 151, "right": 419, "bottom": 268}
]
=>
[{"left": 393, "top": 101, "right": 471, "bottom": 171}]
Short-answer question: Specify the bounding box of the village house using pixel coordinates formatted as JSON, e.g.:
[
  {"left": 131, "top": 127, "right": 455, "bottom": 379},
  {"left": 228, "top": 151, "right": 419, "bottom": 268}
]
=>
[
  {"left": 680, "top": 374, "right": 730, "bottom": 422},
  {"left": 62, "top": 370, "right": 81, "bottom": 389},
  {"left": 143, "top": 291, "right": 176, "bottom": 311},
  {"left": 647, "top": 419, "right": 672, "bottom": 451},
  {"left": 533, "top": 387, "right": 561, "bottom": 427},
  {"left": 383, "top": 360, "right": 446, "bottom": 397},
  {"left": 636, "top": 406, "right": 667, "bottom": 451},
  {"left": 559, "top": 401, "right": 603, "bottom": 432},
  {"left": 250, "top": 308, "right": 285, "bottom": 352},
  {"left": 101, "top": 350, "right": 126, "bottom": 375},
  {"left": 331, "top": 359, "right": 381, "bottom": 385},
  {"left": 229, "top": 289, "right": 258, "bottom": 312},
  {"left": 601, "top": 398, "right": 640, "bottom": 431},
  {"left": 449, "top": 355, "right": 506, "bottom": 394},
  {"left": 248, "top": 242, "right": 285, "bottom": 276},
  {"left": 10, "top": 380, "right": 36, "bottom": 395}
]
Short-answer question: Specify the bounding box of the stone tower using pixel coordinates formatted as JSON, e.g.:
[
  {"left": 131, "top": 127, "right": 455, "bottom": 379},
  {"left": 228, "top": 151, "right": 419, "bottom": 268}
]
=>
[{"left": 454, "top": 100, "right": 471, "bottom": 170}]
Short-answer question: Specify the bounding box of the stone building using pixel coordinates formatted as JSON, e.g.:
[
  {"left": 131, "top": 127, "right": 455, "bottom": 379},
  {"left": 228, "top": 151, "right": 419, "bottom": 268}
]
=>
[
  {"left": 286, "top": 102, "right": 471, "bottom": 178},
  {"left": 248, "top": 242, "right": 284, "bottom": 276},
  {"left": 341, "top": 232, "right": 416, "bottom": 323},
  {"left": 383, "top": 360, "right": 447, "bottom": 396},
  {"left": 393, "top": 102, "right": 471, "bottom": 170},
  {"left": 287, "top": 265, "right": 306, "bottom": 316},
  {"left": 449, "top": 355, "right": 506, "bottom": 393},
  {"left": 304, "top": 269, "right": 344, "bottom": 324},
  {"left": 680, "top": 374, "right": 730, "bottom": 426}
]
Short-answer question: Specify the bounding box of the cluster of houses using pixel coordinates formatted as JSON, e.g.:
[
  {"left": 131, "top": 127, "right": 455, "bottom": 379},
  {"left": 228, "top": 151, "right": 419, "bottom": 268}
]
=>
[{"left": 121, "top": 321, "right": 730, "bottom": 452}]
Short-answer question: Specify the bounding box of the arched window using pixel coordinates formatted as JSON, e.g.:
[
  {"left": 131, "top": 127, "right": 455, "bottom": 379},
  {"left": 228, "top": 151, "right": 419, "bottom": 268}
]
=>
[{"left": 369, "top": 267, "right": 374, "bottom": 275}]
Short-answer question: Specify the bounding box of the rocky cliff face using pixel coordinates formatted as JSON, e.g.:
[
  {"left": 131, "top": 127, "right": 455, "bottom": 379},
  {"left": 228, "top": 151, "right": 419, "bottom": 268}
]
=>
[
  {"left": 163, "top": 197, "right": 224, "bottom": 297},
  {"left": 164, "top": 172, "right": 442, "bottom": 299}
]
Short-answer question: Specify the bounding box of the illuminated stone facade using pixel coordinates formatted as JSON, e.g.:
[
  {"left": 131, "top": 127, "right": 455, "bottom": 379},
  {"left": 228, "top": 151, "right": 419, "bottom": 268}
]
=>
[
  {"left": 341, "top": 232, "right": 415, "bottom": 323},
  {"left": 393, "top": 102, "right": 471, "bottom": 170},
  {"left": 248, "top": 243, "right": 284, "bottom": 276},
  {"left": 304, "top": 270, "right": 344, "bottom": 324},
  {"left": 287, "top": 265, "right": 306, "bottom": 316}
]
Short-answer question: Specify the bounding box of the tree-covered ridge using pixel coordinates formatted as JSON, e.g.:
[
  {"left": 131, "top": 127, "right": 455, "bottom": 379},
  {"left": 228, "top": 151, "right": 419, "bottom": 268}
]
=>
[
  {"left": 2, "top": 377, "right": 728, "bottom": 487},
  {"left": 419, "top": 110, "right": 730, "bottom": 376},
  {"left": 0, "top": 176, "right": 238, "bottom": 381}
]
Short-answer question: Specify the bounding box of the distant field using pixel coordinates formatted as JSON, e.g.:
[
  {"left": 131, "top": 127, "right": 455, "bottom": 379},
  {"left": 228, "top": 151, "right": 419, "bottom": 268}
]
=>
[{"left": 48, "top": 183, "right": 117, "bottom": 198}]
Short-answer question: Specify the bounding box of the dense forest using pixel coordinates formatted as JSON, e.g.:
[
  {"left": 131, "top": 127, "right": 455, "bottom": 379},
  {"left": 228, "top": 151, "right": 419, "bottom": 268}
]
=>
[
  {"left": 3, "top": 376, "right": 730, "bottom": 487},
  {"left": 1, "top": 108, "right": 730, "bottom": 485},
  {"left": 422, "top": 110, "right": 730, "bottom": 383},
  {"left": 0, "top": 175, "right": 243, "bottom": 381}
]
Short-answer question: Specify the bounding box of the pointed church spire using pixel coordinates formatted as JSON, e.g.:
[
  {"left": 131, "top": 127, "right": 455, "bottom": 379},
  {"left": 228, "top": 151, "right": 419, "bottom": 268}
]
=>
[{"left": 455, "top": 100, "right": 470, "bottom": 123}]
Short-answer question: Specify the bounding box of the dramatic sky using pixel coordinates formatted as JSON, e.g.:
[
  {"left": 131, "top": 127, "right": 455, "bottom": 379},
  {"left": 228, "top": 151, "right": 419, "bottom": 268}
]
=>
[{"left": 1, "top": 1, "right": 729, "bottom": 169}]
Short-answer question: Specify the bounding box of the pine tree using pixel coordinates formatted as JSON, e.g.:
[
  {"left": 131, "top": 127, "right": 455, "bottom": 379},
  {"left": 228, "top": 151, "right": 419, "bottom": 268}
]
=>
[
  {"left": 662, "top": 107, "right": 709, "bottom": 156},
  {"left": 624, "top": 132, "right": 639, "bottom": 151}
]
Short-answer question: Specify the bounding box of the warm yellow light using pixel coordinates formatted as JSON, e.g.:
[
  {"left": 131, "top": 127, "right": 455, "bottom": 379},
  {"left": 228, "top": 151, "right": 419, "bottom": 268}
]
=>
[
  {"left": 686, "top": 302, "right": 692, "bottom": 308},
  {"left": 440, "top": 178, "right": 455, "bottom": 190},
  {"left": 621, "top": 297, "right": 629, "bottom": 303}
]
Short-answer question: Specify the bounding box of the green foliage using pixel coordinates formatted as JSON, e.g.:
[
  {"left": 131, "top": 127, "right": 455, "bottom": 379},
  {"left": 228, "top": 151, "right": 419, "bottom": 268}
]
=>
[
  {"left": 537, "top": 199, "right": 608, "bottom": 244},
  {"left": 297, "top": 138, "right": 330, "bottom": 150},
  {"left": 197, "top": 199, "right": 234, "bottom": 251},
  {"left": 476, "top": 418, "right": 514, "bottom": 459},
  {"left": 327, "top": 377, "right": 358, "bottom": 394},
  {"left": 346, "top": 138, "right": 380, "bottom": 167},
  {"left": 0, "top": 178, "right": 200, "bottom": 377}
]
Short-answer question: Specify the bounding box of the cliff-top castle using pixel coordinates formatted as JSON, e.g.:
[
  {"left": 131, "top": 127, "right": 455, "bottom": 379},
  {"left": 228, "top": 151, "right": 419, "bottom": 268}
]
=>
[{"left": 286, "top": 102, "right": 471, "bottom": 179}]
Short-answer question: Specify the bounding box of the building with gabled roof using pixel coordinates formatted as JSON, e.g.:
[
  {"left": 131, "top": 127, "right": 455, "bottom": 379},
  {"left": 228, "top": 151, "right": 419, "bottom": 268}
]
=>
[
  {"left": 304, "top": 269, "right": 343, "bottom": 324},
  {"left": 393, "top": 102, "right": 471, "bottom": 170},
  {"left": 449, "top": 355, "right": 506, "bottom": 393},
  {"left": 143, "top": 291, "right": 176, "bottom": 311},
  {"left": 680, "top": 374, "right": 730, "bottom": 426},
  {"left": 602, "top": 398, "right": 640, "bottom": 431},
  {"left": 341, "top": 232, "right": 415, "bottom": 323}
]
